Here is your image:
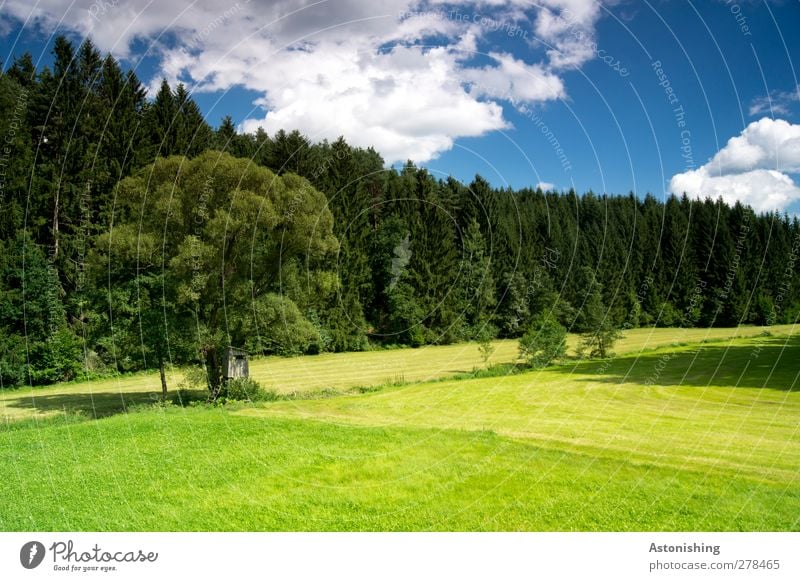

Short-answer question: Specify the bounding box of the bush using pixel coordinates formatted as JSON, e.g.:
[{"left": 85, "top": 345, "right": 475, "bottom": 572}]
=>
[
  {"left": 452, "top": 363, "right": 521, "bottom": 380},
  {"left": 475, "top": 322, "right": 497, "bottom": 365},
  {"left": 656, "top": 302, "right": 681, "bottom": 327},
  {"left": 171, "top": 366, "right": 210, "bottom": 405},
  {"left": 223, "top": 377, "right": 278, "bottom": 402},
  {"left": 518, "top": 314, "right": 567, "bottom": 368},
  {"left": 27, "top": 329, "right": 84, "bottom": 385}
]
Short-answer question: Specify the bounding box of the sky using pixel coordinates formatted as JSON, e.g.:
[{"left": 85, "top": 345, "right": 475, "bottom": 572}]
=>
[{"left": 2, "top": 0, "right": 800, "bottom": 213}]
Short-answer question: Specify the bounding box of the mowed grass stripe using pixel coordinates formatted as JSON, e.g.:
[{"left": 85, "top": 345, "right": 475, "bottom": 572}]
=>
[
  {"left": 1, "top": 408, "right": 798, "bottom": 531},
  {"left": 239, "top": 334, "right": 800, "bottom": 484},
  {"left": 1, "top": 325, "right": 796, "bottom": 422}
]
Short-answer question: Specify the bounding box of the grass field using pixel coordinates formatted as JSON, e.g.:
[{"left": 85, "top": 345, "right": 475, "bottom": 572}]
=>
[
  {"left": 1, "top": 325, "right": 798, "bottom": 531},
  {"left": 1, "top": 324, "right": 796, "bottom": 422}
]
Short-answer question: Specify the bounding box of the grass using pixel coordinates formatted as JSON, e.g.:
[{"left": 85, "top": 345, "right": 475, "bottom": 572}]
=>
[
  {"left": 1, "top": 324, "right": 795, "bottom": 422},
  {"left": 241, "top": 334, "right": 800, "bottom": 484},
  {"left": 2, "top": 408, "right": 797, "bottom": 531},
  {"left": 0, "top": 325, "right": 798, "bottom": 531}
]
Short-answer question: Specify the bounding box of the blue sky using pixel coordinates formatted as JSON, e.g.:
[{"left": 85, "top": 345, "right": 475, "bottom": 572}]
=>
[{"left": 2, "top": 1, "right": 800, "bottom": 212}]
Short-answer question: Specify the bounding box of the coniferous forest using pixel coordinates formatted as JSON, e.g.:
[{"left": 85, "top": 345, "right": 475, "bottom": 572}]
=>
[{"left": 2, "top": 37, "right": 799, "bottom": 390}]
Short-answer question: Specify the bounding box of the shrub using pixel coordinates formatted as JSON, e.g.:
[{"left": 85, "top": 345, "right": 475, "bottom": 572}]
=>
[
  {"left": 453, "top": 363, "right": 521, "bottom": 380},
  {"left": 475, "top": 322, "right": 497, "bottom": 365},
  {"left": 223, "top": 377, "right": 278, "bottom": 402},
  {"left": 656, "top": 302, "right": 681, "bottom": 327},
  {"left": 28, "top": 329, "right": 84, "bottom": 385},
  {"left": 518, "top": 314, "right": 567, "bottom": 368}
]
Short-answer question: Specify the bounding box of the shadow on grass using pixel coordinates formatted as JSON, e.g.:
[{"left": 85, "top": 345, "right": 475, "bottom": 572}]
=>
[
  {"left": 4, "top": 389, "right": 166, "bottom": 420},
  {"left": 553, "top": 334, "right": 800, "bottom": 391}
]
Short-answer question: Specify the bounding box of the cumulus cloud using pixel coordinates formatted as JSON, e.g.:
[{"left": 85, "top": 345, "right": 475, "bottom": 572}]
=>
[
  {"left": 240, "top": 43, "right": 508, "bottom": 163},
  {"left": 669, "top": 118, "right": 800, "bottom": 213},
  {"left": 706, "top": 117, "right": 800, "bottom": 174},
  {"left": 670, "top": 167, "right": 800, "bottom": 214},
  {"left": 0, "top": 0, "right": 606, "bottom": 163}
]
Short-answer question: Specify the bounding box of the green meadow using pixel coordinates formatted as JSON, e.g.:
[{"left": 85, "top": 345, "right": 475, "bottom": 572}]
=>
[{"left": 1, "top": 325, "right": 798, "bottom": 531}]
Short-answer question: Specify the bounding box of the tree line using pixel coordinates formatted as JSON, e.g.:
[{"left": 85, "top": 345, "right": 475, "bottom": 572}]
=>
[{"left": 1, "top": 36, "right": 798, "bottom": 391}]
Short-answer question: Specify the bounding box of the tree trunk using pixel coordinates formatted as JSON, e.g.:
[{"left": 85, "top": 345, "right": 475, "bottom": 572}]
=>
[
  {"left": 52, "top": 183, "right": 60, "bottom": 260},
  {"left": 159, "top": 358, "right": 168, "bottom": 401},
  {"left": 204, "top": 346, "right": 222, "bottom": 399}
]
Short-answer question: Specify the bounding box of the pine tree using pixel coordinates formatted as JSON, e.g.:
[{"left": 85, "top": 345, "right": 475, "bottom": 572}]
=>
[
  {"left": 576, "top": 268, "right": 623, "bottom": 358},
  {"left": 147, "top": 78, "right": 178, "bottom": 157},
  {"left": 173, "top": 83, "right": 212, "bottom": 156}
]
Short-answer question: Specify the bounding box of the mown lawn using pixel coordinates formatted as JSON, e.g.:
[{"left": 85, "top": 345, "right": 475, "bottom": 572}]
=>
[
  {"left": 0, "top": 328, "right": 798, "bottom": 531},
  {"left": 1, "top": 324, "right": 796, "bottom": 422},
  {"left": 1, "top": 408, "right": 798, "bottom": 531}
]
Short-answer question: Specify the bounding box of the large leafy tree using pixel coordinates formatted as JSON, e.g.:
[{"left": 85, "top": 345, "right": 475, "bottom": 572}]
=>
[{"left": 94, "top": 151, "right": 338, "bottom": 395}]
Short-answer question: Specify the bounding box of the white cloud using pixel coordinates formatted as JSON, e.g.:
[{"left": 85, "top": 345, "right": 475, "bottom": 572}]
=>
[
  {"left": 669, "top": 118, "right": 800, "bottom": 213},
  {"left": 707, "top": 117, "right": 800, "bottom": 174},
  {"left": 0, "top": 0, "right": 606, "bottom": 163},
  {"left": 534, "top": 0, "right": 603, "bottom": 69},
  {"left": 536, "top": 181, "right": 555, "bottom": 190},
  {"left": 749, "top": 84, "right": 800, "bottom": 117},
  {"left": 462, "top": 51, "right": 566, "bottom": 105},
  {"left": 239, "top": 43, "right": 508, "bottom": 163},
  {"left": 669, "top": 167, "right": 800, "bottom": 214}
]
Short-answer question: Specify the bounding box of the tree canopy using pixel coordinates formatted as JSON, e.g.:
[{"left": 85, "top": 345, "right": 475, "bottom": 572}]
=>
[{"left": 2, "top": 35, "right": 799, "bottom": 391}]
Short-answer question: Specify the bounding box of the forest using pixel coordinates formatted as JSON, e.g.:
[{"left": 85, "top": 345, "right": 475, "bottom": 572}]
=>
[{"left": 2, "top": 36, "right": 799, "bottom": 390}]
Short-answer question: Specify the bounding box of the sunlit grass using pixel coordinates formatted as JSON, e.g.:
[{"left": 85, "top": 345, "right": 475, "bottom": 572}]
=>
[
  {"left": 0, "top": 327, "right": 798, "bottom": 531},
  {"left": 1, "top": 324, "right": 795, "bottom": 422}
]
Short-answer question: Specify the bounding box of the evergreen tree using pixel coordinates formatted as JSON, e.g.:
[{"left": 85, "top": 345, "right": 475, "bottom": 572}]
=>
[
  {"left": 518, "top": 312, "right": 567, "bottom": 368},
  {"left": 576, "top": 268, "right": 623, "bottom": 358},
  {"left": 0, "top": 233, "right": 82, "bottom": 386}
]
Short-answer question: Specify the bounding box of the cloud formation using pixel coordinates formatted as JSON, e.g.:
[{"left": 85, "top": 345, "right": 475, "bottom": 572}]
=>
[
  {"left": 749, "top": 84, "right": 800, "bottom": 117},
  {"left": 0, "top": 0, "right": 605, "bottom": 163},
  {"left": 670, "top": 117, "right": 800, "bottom": 213}
]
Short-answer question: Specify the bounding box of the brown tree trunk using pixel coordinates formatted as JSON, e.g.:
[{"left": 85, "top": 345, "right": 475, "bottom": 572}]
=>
[
  {"left": 159, "top": 358, "right": 168, "bottom": 401},
  {"left": 204, "top": 346, "right": 222, "bottom": 399}
]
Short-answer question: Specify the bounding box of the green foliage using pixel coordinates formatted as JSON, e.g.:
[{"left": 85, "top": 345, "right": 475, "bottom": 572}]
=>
[
  {"left": 27, "top": 328, "right": 84, "bottom": 385},
  {"left": 3, "top": 332, "right": 800, "bottom": 531},
  {"left": 3, "top": 34, "right": 800, "bottom": 390},
  {"left": 655, "top": 302, "right": 681, "bottom": 327},
  {"left": 475, "top": 322, "right": 497, "bottom": 365},
  {"left": 240, "top": 293, "right": 320, "bottom": 356},
  {"left": 461, "top": 219, "right": 496, "bottom": 331},
  {"left": 0, "top": 234, "right": 83, "bottom": 386},
  {"left": 171, "top": 366, "right": 208, "bottom": 406},
  {"left": 223, "top": 377, "right": 278, "bottom": 402},
  {"left": 387, "top": 281, "right": 426, "bottom": 347},
  {"left": 578, "top": 323, "right": 623, "bottom": 359},
  {"left": 103, "top": 151, "right": 338, "bottom": 392},
  {"left": 452, "top": 362, "right": 521, "bottom": 380},
  {"left": 518, "top": 314, "right": 567, "bottom": 368},
  {"left": 496, "top": 272, "right": 531, "bottom": 338},
  {"left": 572, "top": 268, "right": 624, "bottom": 359}
]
